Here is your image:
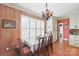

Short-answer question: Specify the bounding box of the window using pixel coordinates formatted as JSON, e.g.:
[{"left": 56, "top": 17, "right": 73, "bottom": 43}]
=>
[
  {"left": 36, "top": 20, "right": 40, "bottom": 28},
  {"left": 21, "top": 15, "right": 44, "bottom": 42},
  {"left": 40, "top": 21, "right": 44, "bottom": 36},
  {"left": 21, "top": 15, "right": 30, "bottom": 42},
  {"left": 30, "top": 18, "right": 35, "bottom": 28},
  {"left": 47, "top": 17, "right": 52, "bottom": 33},
  {"left": 21, "top": 29, "right": 29, "bottom": 40},
  {"left": 21, "top": 16, "right": 29, "bottom": 28}
]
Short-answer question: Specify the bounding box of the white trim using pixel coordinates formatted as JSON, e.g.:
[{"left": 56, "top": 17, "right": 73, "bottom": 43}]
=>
[{"left": 63, "top": 38, "right": 68, "bottom": 40}]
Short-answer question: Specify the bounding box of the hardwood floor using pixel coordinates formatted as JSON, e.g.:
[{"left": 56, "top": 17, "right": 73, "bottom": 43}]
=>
[
  {"left": 31, "top": 40, "right": 79, "bottom": 56},
  {"left": 16, "top": 39, "right": 79, "bottom": 56},
  {"left": 51, "top": 40, "right": 79, "bottom": 56}
]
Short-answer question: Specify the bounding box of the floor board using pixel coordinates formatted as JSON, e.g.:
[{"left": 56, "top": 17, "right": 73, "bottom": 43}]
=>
[{"left": 51, "top": 40, "right": 79, "bottom": 56}]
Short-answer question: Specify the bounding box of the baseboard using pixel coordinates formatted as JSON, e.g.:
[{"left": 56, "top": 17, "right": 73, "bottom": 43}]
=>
[{"left": 63, "top": 38, "right": 68, "bottom": 40}]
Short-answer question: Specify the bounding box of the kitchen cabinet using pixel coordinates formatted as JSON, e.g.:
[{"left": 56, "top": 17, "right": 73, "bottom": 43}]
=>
[
  {"left": 69, "top": 14, "right": 79, "bottom": 47},
  {"left": 69, "top": 34, "right": 79, "bottom": 47},
  {"left": 69, "top": 35, "right": 74, "bottom": 45}
]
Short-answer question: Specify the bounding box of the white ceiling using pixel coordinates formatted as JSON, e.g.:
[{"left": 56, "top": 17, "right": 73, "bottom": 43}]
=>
[{"left": 2, "top": 3, "right": 79, "bottom": 18}]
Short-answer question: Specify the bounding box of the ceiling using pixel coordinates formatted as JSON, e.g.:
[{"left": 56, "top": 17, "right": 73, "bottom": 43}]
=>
[{"left": 2, "top": 3, "right": 79, "bottom": 18}]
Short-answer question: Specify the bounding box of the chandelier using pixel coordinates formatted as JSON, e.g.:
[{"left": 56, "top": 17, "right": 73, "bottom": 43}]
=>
[{"left": 42, "top": 3, "right": 53, "bottom": 20}]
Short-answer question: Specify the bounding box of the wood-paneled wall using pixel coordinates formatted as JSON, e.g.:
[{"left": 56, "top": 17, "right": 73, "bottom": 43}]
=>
[
  {"left": 0, "top": 4, "right": 41, "bottom": 55},
  {"left": 0, "top": 4, "right": 21, "bottom": 55}
]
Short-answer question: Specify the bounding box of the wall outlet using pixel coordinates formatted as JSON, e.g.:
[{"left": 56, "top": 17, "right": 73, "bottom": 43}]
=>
[{"left": 6, "top": 47, "right": 10, "bottom": 51}]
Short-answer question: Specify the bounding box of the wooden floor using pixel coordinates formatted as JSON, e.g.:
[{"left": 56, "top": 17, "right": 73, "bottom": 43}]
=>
[
  {"left": 50, "top": 40, "right": 79, "bottom": 56},
  {"left": 21, "top": 39, "right": 79, "bottom": 56}
]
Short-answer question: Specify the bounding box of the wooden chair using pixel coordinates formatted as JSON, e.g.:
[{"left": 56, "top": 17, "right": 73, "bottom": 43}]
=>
[
  {"left": 49, "top": 36, "right": 53, "bottom": 50},
  {"left": 20, "top": 44, "right": 33, "bottom": 56},
  {"left": 13, "top": 39, "right": 23, "bottom": 56},
  {"left": 13, "top": 39, "right": 32, "bottom": 56},
  {"left": 45, "top": 35, "right": 53, "bottom": 56},
  {"left": 34, "top": 37, "right": 47, "bottom": 56}
]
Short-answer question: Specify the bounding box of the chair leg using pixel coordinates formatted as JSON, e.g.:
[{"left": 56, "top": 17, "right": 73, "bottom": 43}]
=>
[
  {"left": 51, "top": 43, "right": 53, "bottom": 53},
  {"left": 47, "top": 49, "right": 49, "bottom": 56},
  {"left": 41, "top": 48, "right": 47, "bottom": 56},
  {"left": 45, "top": 49, "right": 47, "bottom": 56},
  {"left": 45, "top": 46, "right": 49, "bottom": 56}
]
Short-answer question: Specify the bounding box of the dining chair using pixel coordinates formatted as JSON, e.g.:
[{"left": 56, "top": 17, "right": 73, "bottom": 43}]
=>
[
  {"left": 33, "top": 37, "right": 47, "bottom": 56},
  {"left": 14, "top": 39, "right": 33, "bottom": 56},
  {"left": 20, "top": 44, "right": 33, "bottom": 56},
  {"left": 45, "top": 35, "right": 53, "bottom": 55}
]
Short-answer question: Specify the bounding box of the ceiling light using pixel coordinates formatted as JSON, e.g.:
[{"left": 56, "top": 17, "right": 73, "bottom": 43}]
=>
[{"left": 42, "top": 3, "right": 53, "bottom": 20}]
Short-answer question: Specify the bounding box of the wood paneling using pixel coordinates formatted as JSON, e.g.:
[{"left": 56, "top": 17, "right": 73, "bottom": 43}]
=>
[
  {"left": 0, "top": 6, "right": 1, "bottom": 44},
  {"left": 11, "top": 9, "right": 20, "bottom": 47},
  {"left": 0, "top": 5, "right": 8, "bottom": 54},
  {"left": 0, "top": 5, "right": 21, "bottom": 55},
  {"left": 0, "top": 4, "right": 3, "bottom": 55}
]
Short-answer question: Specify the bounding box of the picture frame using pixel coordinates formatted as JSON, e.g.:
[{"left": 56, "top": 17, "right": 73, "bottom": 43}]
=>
[{"left": 2, "top": 20, "right": 16, "bottom": 28}]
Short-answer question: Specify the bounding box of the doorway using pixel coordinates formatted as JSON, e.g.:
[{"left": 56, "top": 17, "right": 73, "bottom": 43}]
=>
[
  {"left": 57, "top": 19, "right": 69, "bottom": 40},
  {"left": 57, "top": 19, "right": 69, "bottom": 46},
  {"left": 57, "top": 19, "right": 69, "bottom": 54},
  {"left": 58, "top": 23, "right": 64, "bottom": 42}
]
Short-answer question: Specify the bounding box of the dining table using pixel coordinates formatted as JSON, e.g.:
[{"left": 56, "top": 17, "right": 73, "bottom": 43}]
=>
[
  {"left": 23, "top": 33, "right": 53, "bottom": 54},
  {"left": 24, "top": 35, "right": 49, "bottom": 53}
]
